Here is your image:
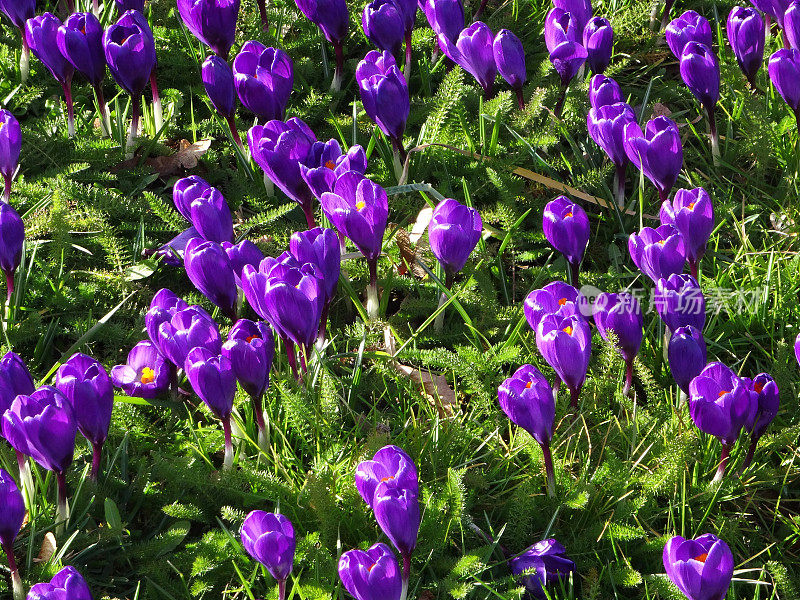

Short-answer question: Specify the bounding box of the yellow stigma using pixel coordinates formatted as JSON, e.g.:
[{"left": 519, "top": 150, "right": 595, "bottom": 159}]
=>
[
  {"left": 356, "top": 200, "right": 366, "bottom": 210},
  {"left": 565, "top": 211, "right": 573, "bottom": 218},
  {"left": 688, "top": 202, "right": 696, "bottom": 210},
  {"left": 657, "top": 240, "right": 666, "bottom": 246},
  {"left": 562, "top": 326, "right": 573, "bottom": 335},
  {"left": 380, "top": 475, "right": 395, "bottom": 482},
  {"left": 140, "top": 367, "right": 155, "bottom": 384}
]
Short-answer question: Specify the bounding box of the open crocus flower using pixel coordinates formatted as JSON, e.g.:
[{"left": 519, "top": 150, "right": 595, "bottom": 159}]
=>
[
  {"left": 545, "top": 8, "right": 582, "bottom": 53},
  {"left": 0, "top": 469, "right": 24, "bottom": 599},
  {"left": 628, "top": 225, "right": 686, "bottom": 283},
  {"left": 536, "top": 313, "right": 591, "bottom": 409},
  {"left": 27, "top": 566, "right": 93, "bottom": 600},
  {"left": 665, "top": 10, "right": 712, "bottom": 59},
  {"left": 659, "top": 187, "right": 714, "bottom": 278},
  {"left": 241, "top": 511, "right": 296, "bottom": 591},
  {"left": 509, "top": 539, "right": 576, "bottom": 600},
  {"left": 498, "top": 365, "right": 557, "bottom": 495},
  {"left": 655, "top": 274, "right": 706, "bottom": 333},
  {"left": 544, "top": 8, "right": 587, "bottom": 116},
  {"left": 593, "top": 292, "right": 643, "bottom": 396},
  {"left": 543, "top": 196, "right": 590, "bottom": 287},
  {"left": 740, "top": 373, "right": 779, "bottom": 472},
  {"left": 588, "top": 102, "right": 637, "bottom": 207},
  {"left": 300, "top": 141, "right": 368, "bottom": 200},
  {"left": 553, "top": 0, "right": 593, "bottom": 35},
  {"left": 111, "top": 340, "right": 170, "bottom": 398},
  {"left": 493, "top": 29, "right": 527, "bottom": 108},
  {"left": 663, "top": 534, "right": 733, "bottom": 600},
  {"left": 294, "top": 0, "right": 349, "bottom": 90},
  {"left": 768, "top": 49, "right": 800, "bottom": 131},
  {"left": 588, "top": 74, "right": 624, "bottom": 109},
  {"left": 338, "top": 543, "right": 404, "bottom": 600},
  {"left": 202, "top": 55, "right": 244, "bottom": 149},
  {"left": 355, "top": 445, "right": 419, "bottom": 508},
  {"left": 171, "top": 177, "right": 234, "bottom": 244},
  {"left": 523, "top": 281, "right": 585, "bottom": 332},
  {"left": 689, "top": 362, "right": 755, "bottom": 482},
  {"left": 583, "top": 16, "right": 613, "bottom": 74},
  {"left": 0, "top": 109, "right": 21, "bottom": 203},
  {"left": 177, "top": 0, "right": 240, "bottom": 60},
  {"left": 727, "top": 7, "right": 764, "bottom": 87},
  {"left": 668, "top": 325, "right": 707, "bottom": 395},
  {"left": 144, "top": 288, "right": 189, "bottom": 358},
  {"left": 623, "top": 116, "right": 683, "bottom": 203},
  {"left": 157, "top": 305, "right": 222, "bottom": 369},
  {"left": 232, "top": 42, "right": 294, "bottom": 124}
]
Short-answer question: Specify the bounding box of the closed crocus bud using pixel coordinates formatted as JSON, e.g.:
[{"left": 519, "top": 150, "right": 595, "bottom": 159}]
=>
[
  {"left": 593, "top": 292, "right": 643, "bottom": 396},
  {"left": 184, "top": 239, "right": 238, "bottom": 321},
  {"left": 582, "top": 16, "right": 613, "bottom": 74},
  {"left": 185, "top": 347, "right": 235, "bottom": 420},
  {"left": 111, "top": 340, "right": 170, "bottom": 398},
  {"left": 241, "top": 511, "right": 296, "bottom": 583},
  {"left": 668, "top": 325, "right": 706, "bottom": 395},
  {"left": 0, "top": 0, "right": 34, "bottom": 30},
  {"left": 680, "top": 42, "right": 720, "bottom": 111},
  {"left": 745, "top": 373, "right": 779, "bottom": 440},
  {"left": 628, "top": 224, "right": 686, "bottom": 283},
  {"left": 553, "top": 0, "right": 593, "bottom": 35},
  {"left": 543, "top": 196, "right": 590, "bottom": 287},
  {"left": 768, "top": 49, "right": 800, "bottom": 123},
  {"left": 355, "top": 445, "right": 419, "bottom": 508},
  {"left": 428, "top": 198, "right": 482, "bottom": 279},
  {"left": 727, "top": 7, "right": 765, "bottom": 86},
  {"left": 222, "top": 240, "right": 265, "bottom": 288},
  {"left": 0, "top": 351, "right": 35, "bottom": 415},
  {"left": 116, "top": 0, "right": 145, "bottom": 11},
  {"left": 424, "top": 0, "right": 464, "bottom": 45},
  {"left": 248, "top": 118, "right": 318, "bottom": 227},
  {"left": 549, "top": 40, "right": 588, "bottom": 89},
  {"left": 665, "top": 10, "right": 712, "bottom": 60},
  {"left": 786, "top": 1, "right": 800, "bottom": 50},
  {"left": 202, "top": 55, "right": 235, "bottom": 119},
  {"left": 157, "top": 305, "right": 222, "bottom": 368},
  {"left": 623, "top": 116, "right": 683, "bottom": 202},
  {"left": 663, "top": 535, "right": 733, "bottom": 600},
  {"left": 356, "top": 51, "right": 410, "bottom": 149},
  {"left": 523, "top": 281, "right": 585, "bottom": 332},
  {"left": 659, "top": 187, "right": 714, "bottom": 277},
  {"left": 655, "top": 274, "right": 706, "bottom": 333},
  {"left": 493, "top": 29, "right": 527, "bottom": 108},
  {"left": 0, "top": 110, "right": 21, "bottom": 203},
  {"left": 588, "top": 74, "right": 624, "bottom": 108},
  {"left": 186, "top": 186, "right": 234, "bottom": 244},
  {"left": 172, "top": 176, "right": 212, "bottom": 221},
  {"left": 509, "top": 539, "right": 575, "bottom": 600},
  {"left": 588, "top": 102, "right": 636, "bottom": 207},
  {"left": 690, "top": 362, "right": 755, "bottom": 480},
  {"left": 57, "top": 12, "right": 106, "bottom": 87},
  {"left": 295, "top": 0, "right": 349, "bottom": 45},
  {"left": 222, "top": 319, "right": 275, "bottom": 399},
  {"left": 0, "top": 202, "right": 24, "bottom": 301},
  {"left": 103, "top": 10, "right": 157, "bottom": 98},
  {"left": 339, "top": 543, "right": 403, "bottom": 600},
  {"left": 27, "top": 566, "right": 93, "bottom": 600},
  {"left": 26, "top": 14, "right": 74, "bottom": 86},
  {"left": 290, "top": 227, "right": 341, "bottom": 302},
  {"left": 54, "top": 353, "right": 113, "bottom": 480},
  {"left": 300, "top": 141, "right": 368, "bottom": 199},
  {"left": 2, "top": 387, "right": 76, "bottom": 476},
  {"left": 536, "top": 313, "right": 591, "bottom": 408},
  {"left": 176, "top": 0, "right": 240, "bottom": 60},
  {"left": 373, "top": 482, "right": 421, "bottom": 557},
  {"left": 453, "top": 22, "right": 498, "bottom": 96},
  {"left": 232, "top": 42, "right": 294, "bottom": 123},
  {"left": 363, "top": 0, "right": 405, "bottom": 55},
  {"left": 498, "top": 364, "right": 555, "bottom": 445},
  {"left": 144, "top": 288, "right": 188, "bottom": 356},
  {"left": 0, "top": 469, "right": 24, "bottom": 547}
]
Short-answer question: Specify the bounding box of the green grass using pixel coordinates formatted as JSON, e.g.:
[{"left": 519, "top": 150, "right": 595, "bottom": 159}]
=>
[{"left": 0, "top": 0, "right": 798, "bottom": 598}]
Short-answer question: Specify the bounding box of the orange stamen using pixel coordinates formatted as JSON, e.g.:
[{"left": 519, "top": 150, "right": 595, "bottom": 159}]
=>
[
  {"left": 246, "top": 334, "right": 259, "bottom": 343},
  {"left": 325, "top": 160, "right": 336, "bottom": 169},
  {"left": 564, "top": 211, "right": 573, "bottom": 218},
  {"left": 558, "top": 298, "right": 567, "bottom": 306},
  {"left": 754, "top": 382, "right": 764, "bottom": 393},
  {"left": 562, "top": 326, "right": 573, "bottom": 335},
  {"left": 525, "top": 381, "right": 533, "bottom": 389},
  {"left": 718, "top": 390, "right": 728, "bottom": 398},
  {"left": 688, "top": 202, "right": 696, "bottom": 210},
  {"left": 694, "top": 553, "right": 708, "bottom": 563}
]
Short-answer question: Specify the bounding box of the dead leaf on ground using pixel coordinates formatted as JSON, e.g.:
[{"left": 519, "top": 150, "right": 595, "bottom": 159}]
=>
[
  {"left": 395, "top": 227, "right": 426, "bottom": 278},
  {"left": 111, "top": 138, "right": 212, "bottom": 176},
  {"left": 34, "top": 532, "right": 56, "bottom": 564}
]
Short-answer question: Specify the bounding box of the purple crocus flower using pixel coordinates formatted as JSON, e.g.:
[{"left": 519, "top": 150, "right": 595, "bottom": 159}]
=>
[
  {"left": 339, "top": 543, "right": 403, "bottom": 600},
  {"left": 57, "top": 12, "right": 106, "bottom": 87},
  {"left": 668, "top": 325, "right": 707, "bottom": 395},
  {"left": 0, "top": 351, "right": 35, "bottom": 416},
  {"left": 424, "top": 0, "right": 464, "bottom": 47},
  {"left": 588, "top": 74, "right": 624, "bottom": 108},
  {"left": 172, "top": 178, "right": 234, "bottom": 244},
  {"left": 363, "top": 0, "right": 406, "bottom": 56},
  {"left": 232, "top": 42, "right": 294, "bottom": 123},
  {"left": 355, "top": 445, "right": 419, "bottom": 508},
  {"left": 727, "top": 7, "right": 765, "bottom": 87},
  {"left": 536, "top": 312, "right": 591, "bottom": 408},
  {"left": 545, "top": 8, "right": 582, "bottom": 52},
  {"left": 786, "top": 1, "right": 800, "bottom": 50},
  {"left": 655, "top": 274, "right": 706, "bottom": 333},
  {"left": 373, "top": 483, "right": 421, "bottom": 558},
  {"left": 111, "top": 340, "right": 170, "bottom": 398},
  {"left": 451, "top": 22, "right": 498, "bottom": 97},
  {"left": 542, "top": 196, "right": 590, "bottom": 287},
  {"left": 768, "top": 49, "right": 800, "bottom": 128},
  {"left": 628, "top": 224, "right": 686, "bottom": 283},
  {"left": 241, "top": 511, "right": 296, "bottom": 585},
  {"left": 493, "top": 29, "right": 527, "bottom": 108},
  {"left": 0, "top": 109, "right": 21, "bottom": 203},
  {"left": 116, "top": 0, "right": 146, "bottom": 11},
  {"left": 665, "top": 10, "right": 713, "bottom": 59},
  {"left": 796, "top": 332, "right": 800, "bottom": 368},
  {"left": 680, "top": 42, "right": 721, "bottom": 154},
  {"left": 185, "top": 347, "right": 237, "bottom": 468},
  {"left": 593, "top": 292, "right": 643, "bottom": 396},
  {"left": 356, "top": 51, "right": 410, "bottom": 154},
  {"left": 738, "top": 373, "right": 780, "bottom": 471},
  {"left": 523, "top": 281, "right": 585, "bottom": 332},
  {"left": 173, "top": 176, "right": 212, "bottom": 221},
  {"left": 549, "top": 42, "right": 588, "bottom": 114},
  {"left": 588, "top": 102, "right": 637, "bottom": 207},
  {"left": 248, "top": 118, "right": 319, "bottom": 228},
  {"left": 294, "top": 0, "right": 349, "bottom": 90},
  {"left": 222, "top": 319, "right": 274, "bottom": 447},
  {"left": 290, "top": 227, "right": 340, "bottom": 344},
  {"left": 659, "top": 187, "right": 714, "bottom": 278},
  {"left": 689, "top": 362, "right": 755, "bottom": 481},
  {"left": 27, "top": 13, "right": 77, "bottom": 138},
  {"left": 0, "top": 469, "right": 24, "bottom": 598},
  {"left": 27, "top": 566, "right": 93, "bottom": 600},
  {"left": 222, "top": 240, "right": 265, "bottom": 288},
  {"left": 300, "top": 141, "right": 368, "bottom": 199},
  {"left": 156, "top": 305, "right": 222, "bottom": 368},
  {"left": 583, "top": 16, "right": 613, "bottom": 74},
  {"left": 428, "top": 198, "right": 482, "bottom": 281},
  {"left": 623, "top": 116, "right": 683, "bottom": 202},
  {"left": 663, "top": 535, "right": 733, "bottom": 600},
  {"left": 145, "top": 288, "right": 188, "bottom": 357},
  {"left": 202, "top": 55, "right": 243, "bottom": 148},
  {"left": 498, "top": 364, "right": 557, "bottom": 495},
  {"left": 176, "top": 0, "right": 240, "bottom": 60},
  {"left": 184, "top": 239, "right": 238, "bottom": 321},
  {"left": 54, "top": 353, "right": 114, "bottom": 481},
  {"left": 509, "top": 539, "right": 576, "bottom": 600},
  {"left": 553, "top": 0, "right": 593, "bottom": 35},
  {"left": 0, "top": 202, "right": 24, "bottom": 302}
]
